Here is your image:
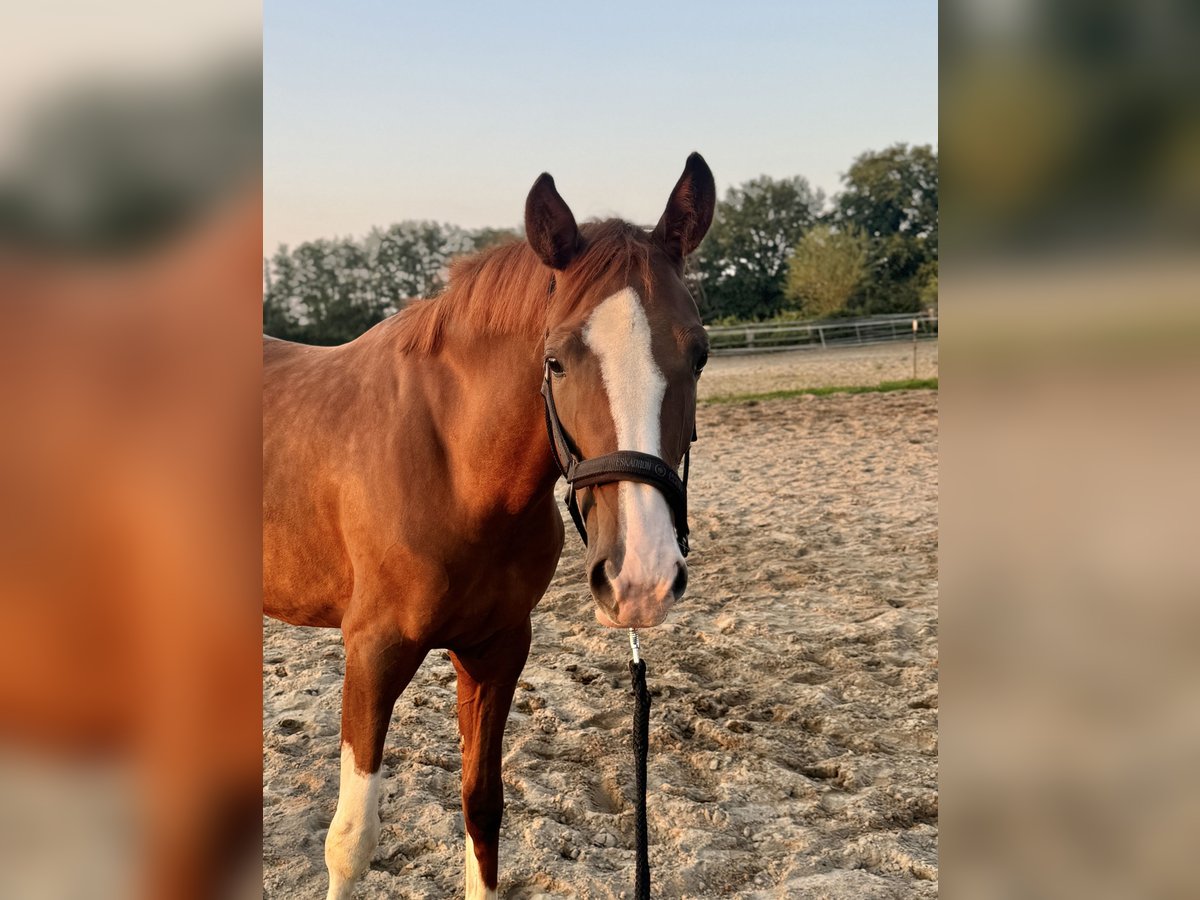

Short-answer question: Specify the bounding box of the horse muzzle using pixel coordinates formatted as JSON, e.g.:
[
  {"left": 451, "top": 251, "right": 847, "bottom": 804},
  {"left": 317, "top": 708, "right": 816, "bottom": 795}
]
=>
[{"left": 589, "top": 554, "right": 688, "bottom": 629}]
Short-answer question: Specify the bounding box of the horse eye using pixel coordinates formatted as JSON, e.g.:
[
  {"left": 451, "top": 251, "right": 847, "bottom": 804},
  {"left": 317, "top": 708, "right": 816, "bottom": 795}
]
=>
[
  {"left": 693, "top": 351, "right": 708, "bottom": 377},
  {"left": 546, "top": 357, "right": 566, "bottom": 377}
]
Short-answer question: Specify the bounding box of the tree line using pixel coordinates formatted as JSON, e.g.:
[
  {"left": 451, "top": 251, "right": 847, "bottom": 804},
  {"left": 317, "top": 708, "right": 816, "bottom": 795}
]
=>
[{"left": 263, "top": 144, "right": 937, "bottom": 345}]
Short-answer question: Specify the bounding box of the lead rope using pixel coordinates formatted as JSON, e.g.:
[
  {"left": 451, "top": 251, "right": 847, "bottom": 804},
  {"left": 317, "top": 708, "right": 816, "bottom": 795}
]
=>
[{"left": 628, "top": 629, "right": 651, "bottom": 899}]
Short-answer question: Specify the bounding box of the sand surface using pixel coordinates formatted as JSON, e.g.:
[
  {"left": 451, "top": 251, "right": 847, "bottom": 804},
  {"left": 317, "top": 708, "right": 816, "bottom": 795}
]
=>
[
  {"left": 698, "top": 342, "right": 938, "bottom": 400},
  {"left": 264, "top": 345, "right": 939, "bottom": 898}
]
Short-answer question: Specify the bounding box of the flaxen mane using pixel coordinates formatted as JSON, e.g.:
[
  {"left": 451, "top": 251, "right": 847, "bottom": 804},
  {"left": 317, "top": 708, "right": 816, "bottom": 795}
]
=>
[{"left": 392, "top": 219, "right": 656, "bottom": 354}]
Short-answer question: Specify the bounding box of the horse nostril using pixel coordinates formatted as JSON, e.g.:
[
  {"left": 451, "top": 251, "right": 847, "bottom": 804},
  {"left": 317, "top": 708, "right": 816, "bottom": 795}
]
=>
[
  {"left": 671, "top": 563, "right": 688, "bottom": 599},
  {"left": 589, "top": 558, "right": 614, "bottom": 604}
]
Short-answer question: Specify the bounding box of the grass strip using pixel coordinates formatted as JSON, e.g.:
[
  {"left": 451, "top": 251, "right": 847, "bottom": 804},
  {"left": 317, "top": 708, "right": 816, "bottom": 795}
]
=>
[{"left": 702, "top": 377, "right": 938, "bottom": 405}]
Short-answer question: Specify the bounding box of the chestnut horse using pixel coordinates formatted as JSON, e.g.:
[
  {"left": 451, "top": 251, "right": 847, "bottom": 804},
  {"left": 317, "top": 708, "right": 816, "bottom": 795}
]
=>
[{"left": 263, "top": 154, "right": 715, "bottom": 898}]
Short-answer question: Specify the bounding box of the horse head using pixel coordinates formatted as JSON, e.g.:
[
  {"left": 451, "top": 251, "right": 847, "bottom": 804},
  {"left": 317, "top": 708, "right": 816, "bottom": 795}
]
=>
[{"left": 527, "top": 154, "right": 715, "bottom": 629}]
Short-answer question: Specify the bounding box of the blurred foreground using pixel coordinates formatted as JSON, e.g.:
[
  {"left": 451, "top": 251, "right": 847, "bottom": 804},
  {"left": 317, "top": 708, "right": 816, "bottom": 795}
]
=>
[
  {"left": 943, "top": 1, "right": 1200, "bottom": 897},
  {"left": 0, "top": 6, "right": 261, "bottom": 899}
]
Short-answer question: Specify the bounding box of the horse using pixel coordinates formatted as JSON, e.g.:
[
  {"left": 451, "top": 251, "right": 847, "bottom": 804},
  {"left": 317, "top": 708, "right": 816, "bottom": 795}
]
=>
[{"left": 262, "top": 153, "right": 715, "bottom": 899}]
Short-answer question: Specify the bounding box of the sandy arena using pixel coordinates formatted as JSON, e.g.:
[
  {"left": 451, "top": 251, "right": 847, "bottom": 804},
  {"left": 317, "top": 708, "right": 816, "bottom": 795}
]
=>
[{"left": 264, "top": 343, "right": 939, "bottom": 898}]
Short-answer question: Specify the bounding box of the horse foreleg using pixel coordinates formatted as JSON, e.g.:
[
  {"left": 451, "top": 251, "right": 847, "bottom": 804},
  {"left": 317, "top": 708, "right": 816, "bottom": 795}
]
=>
[
  {"left": 451, "top": 618, "right": 532, "bottom": 900},
  {"left": 326, "top": 630, "right": 424, "bottom": 900}
]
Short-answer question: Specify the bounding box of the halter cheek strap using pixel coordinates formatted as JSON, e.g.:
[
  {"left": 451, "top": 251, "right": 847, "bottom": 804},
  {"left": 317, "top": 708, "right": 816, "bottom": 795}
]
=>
[{"left": 540, "top": 362, "right": 695, "bottom": 557}]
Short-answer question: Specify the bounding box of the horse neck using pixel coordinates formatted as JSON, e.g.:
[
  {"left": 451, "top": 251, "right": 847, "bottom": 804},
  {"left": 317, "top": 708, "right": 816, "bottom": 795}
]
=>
[{"left": 434, "top": 322, "right": 560, "bottom": 519}]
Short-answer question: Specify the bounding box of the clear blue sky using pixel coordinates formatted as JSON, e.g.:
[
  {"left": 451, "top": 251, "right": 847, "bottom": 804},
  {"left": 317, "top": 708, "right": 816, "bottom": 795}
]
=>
[{"left": 264, "top": 0, "right": 936, "bottom": 252}]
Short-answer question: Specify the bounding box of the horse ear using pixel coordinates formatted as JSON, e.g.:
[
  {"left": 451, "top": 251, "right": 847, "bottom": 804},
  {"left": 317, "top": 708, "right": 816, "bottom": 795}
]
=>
[
  {"left": 653, "top": 152, "right": 716, "bottom": 261},
  {"left": 525, "top": 173, "right": 582, "bottom": 270}
]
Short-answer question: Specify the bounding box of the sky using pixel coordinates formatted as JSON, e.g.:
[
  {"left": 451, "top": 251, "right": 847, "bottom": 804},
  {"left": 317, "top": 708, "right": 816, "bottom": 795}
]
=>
[{"left": 264, "top": 0, "right": 937, "bottom": 252}]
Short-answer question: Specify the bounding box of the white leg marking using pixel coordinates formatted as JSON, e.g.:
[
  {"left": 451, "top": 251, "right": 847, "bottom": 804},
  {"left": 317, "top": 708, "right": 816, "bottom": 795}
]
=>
[
  {"left": 583, "top": 288, "right": 684, "bottom": 597},
  {"left": 325, "top": 743, "right": 382, "bottom": 900},
  {"left": 464, "top": 832, "right": 497, "bottom": 900}
]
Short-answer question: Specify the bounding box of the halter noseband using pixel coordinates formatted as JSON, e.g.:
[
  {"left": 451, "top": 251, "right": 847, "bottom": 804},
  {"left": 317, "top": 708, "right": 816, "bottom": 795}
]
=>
[{"left": 540, "top": 361, "right": 695, "bottom": 557}]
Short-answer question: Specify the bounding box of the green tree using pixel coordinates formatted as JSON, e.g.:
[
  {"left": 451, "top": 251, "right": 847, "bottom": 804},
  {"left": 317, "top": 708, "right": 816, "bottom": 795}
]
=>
[
  {"left": 835, "top": 144, "right": 937, "bottom": 243},
  {"left": 692, "top": 175, "right": 824, "bottom": 321},
  {"left": 262, "top": 245, "right": 305, "bottom": 340},
  {"left": 833, "top": 144, "right": 938, "bottom": 315},
  {"left": 364, "top": 221, "right": 476, "bottom": 313},
  {"left": 784, "top": 225, "right": 869, "bottom": 318},
  {"left": 918, "top": 266, "right": 938, "bottom": 313},
  {"left": 469, "top": 226, "right": 521, "bottom": 251},
  {"left": 287, "top": 238, "right": 382, "bottom": 344},
  {"left": 263, "top": 220, "right": 501, "bottom": 344}
]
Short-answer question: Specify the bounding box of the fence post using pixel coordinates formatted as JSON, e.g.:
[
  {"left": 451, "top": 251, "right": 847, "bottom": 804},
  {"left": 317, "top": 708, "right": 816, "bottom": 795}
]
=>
[
  {"left": 746, "top": 327, "right": 754, "bottom": 350},
  {"left": 818, "top": 326, "right": 826, "bottom": 349},
  {"left": 912, "top": 318, "right": 918, "bottom": 379}
]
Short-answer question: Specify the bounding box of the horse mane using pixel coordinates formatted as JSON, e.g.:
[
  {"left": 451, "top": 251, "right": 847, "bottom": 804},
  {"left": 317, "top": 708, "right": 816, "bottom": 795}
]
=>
[{"left": 391, "top": 219, "right": 655, "bottom": 354}]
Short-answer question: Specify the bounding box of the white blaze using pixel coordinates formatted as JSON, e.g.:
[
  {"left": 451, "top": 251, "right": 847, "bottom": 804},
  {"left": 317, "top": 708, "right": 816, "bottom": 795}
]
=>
[
  {"left": 583, "top": 288, "right": 683, "bottom": 595},
  {"left": 325, "top": 743, "right": 383, "bottom": 900}
]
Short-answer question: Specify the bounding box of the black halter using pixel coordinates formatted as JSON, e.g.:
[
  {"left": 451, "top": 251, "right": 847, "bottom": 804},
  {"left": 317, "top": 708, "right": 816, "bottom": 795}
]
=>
[{"left": 540, "top": 361, "right": 695, "bottom": 557}]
